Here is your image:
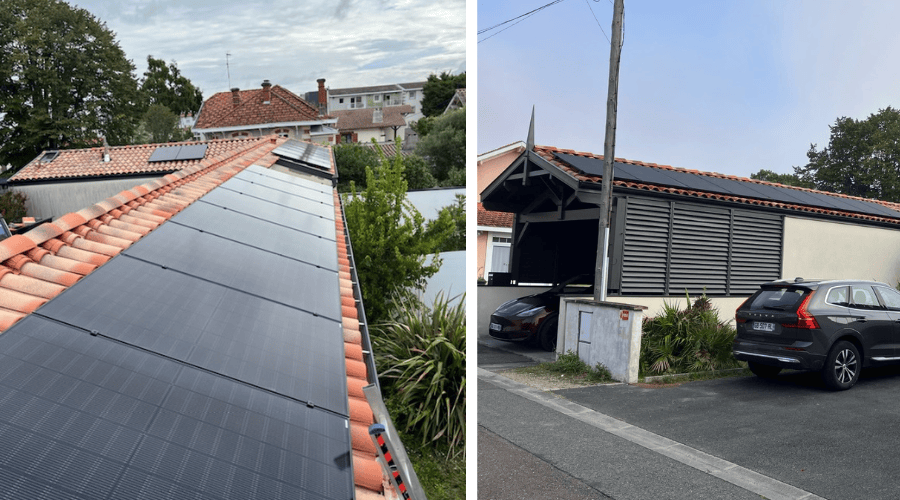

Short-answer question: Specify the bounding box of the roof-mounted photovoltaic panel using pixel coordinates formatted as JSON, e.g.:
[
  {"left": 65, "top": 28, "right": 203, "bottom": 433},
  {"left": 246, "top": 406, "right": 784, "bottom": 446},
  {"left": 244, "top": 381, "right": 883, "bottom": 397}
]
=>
[
  {"left": 0, "top": 314, "right": 354, "bottom": 499},
  {"left": 147, "top": 144, "right": 208, "bottom": 163},
  {"left": 273, "top": 140, "right": 332, "bottom": 171},
  {"left": 553, "top": 151, "right": 900, "bottom": 220},
  {"left": 173, "top": 143, "right": 208, "bottom": 160}
]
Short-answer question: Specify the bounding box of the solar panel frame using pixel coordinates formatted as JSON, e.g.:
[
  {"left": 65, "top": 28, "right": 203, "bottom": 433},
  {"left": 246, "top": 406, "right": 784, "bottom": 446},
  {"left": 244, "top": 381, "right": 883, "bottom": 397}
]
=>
[
  {"left": 273, "top": 140, "right": 332, "bottom": 171},
  {"left": 219, "top": 178, "right": 335, "bottom": 220},
  {"left": 233, "top": 169, "right": 334, "bottom": 205}
]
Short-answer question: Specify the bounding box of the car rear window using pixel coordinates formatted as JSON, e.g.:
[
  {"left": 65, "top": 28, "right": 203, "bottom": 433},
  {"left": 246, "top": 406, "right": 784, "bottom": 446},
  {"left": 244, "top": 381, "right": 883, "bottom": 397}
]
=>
[{"left": 747, "top": 287, "right": 806, "bottom": 311}]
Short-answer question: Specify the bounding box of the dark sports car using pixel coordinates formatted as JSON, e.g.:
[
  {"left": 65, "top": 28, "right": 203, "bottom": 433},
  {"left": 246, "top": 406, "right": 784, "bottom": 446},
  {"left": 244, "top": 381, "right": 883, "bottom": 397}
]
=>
[{"left": 488, "top": 275, "right": 593, "bottom": 352}]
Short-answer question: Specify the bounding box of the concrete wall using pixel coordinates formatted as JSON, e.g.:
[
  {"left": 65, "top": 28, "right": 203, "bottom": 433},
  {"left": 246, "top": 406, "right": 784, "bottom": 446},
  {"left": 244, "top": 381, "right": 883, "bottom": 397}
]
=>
[
  {"left": 14, "top": 176, "right": 163, "bottom": 221},
  {"left": 560, "top": 298, "right": 645, "bottom": 383},
  {"left": 783, "top": 216, "right": 900, "bottom": 285}
]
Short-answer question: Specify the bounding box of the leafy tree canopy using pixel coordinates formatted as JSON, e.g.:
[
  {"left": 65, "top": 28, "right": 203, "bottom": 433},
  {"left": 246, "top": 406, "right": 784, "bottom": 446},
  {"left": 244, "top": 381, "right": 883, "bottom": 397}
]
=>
[
  {"left": 0, "top": 0, "right": 142, "bottom": 169},
  {"left": 421, "top": 71, "right": 465, "bottom": 118},
  {"left": 415, "top": 107, "right": 465, "bottom": 184},
  {"left": 794, "top": 107, "right": 900, "bottom": 202},
  {"left": 133, "top": 104, "right": 191, "bottom": 144},
  {"left": 427, "top": 193, "right": 465, "bottom": 253},
  {"left": 140, "top": 55, "right": 203, "bottom": 116},
  {"left": 749, "top": 169, "right": 813, "bottom": 188},
  {"left": 344, "top": 147, "right": 453, "bottom": 323},
  {"left": 334, "top": 139, "right": 438, "bottom": 191}
]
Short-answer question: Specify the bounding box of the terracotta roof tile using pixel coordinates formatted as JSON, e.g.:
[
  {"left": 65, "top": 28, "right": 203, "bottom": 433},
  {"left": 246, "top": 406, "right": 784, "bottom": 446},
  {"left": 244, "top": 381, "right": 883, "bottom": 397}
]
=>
[
  {"left": 0, "top": 133, "right": 402, "bottom": 498},
  {"left": 11, "top": 137, "right": 263, "bottom": 182},
  {"left": 478, "top": 202, "right": 514, "bottom": 227},
  {"left": 359, "top": 141, "right": 414, "bottom": 159},
  {"left": 193, "top": 84, "right": 324, "bottom": 130},
  {"left": 332, "top": 105, "right": 413, "bottom": 131}
]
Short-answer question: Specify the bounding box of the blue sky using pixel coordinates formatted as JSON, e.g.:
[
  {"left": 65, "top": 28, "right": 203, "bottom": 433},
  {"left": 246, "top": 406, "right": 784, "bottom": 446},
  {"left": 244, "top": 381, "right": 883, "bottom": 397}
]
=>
[
  {"left": 70, "top": 0, "right": 465, "bottom": 100},
  {"left": 477, "top": 0, "right": 900, "bottom": 177}
]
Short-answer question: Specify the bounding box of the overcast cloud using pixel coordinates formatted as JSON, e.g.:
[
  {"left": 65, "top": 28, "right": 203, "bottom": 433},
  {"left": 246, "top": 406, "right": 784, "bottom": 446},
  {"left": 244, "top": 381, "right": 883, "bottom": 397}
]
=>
[{"left": 72, "top": 0, "right": 466, "bottom": 100}]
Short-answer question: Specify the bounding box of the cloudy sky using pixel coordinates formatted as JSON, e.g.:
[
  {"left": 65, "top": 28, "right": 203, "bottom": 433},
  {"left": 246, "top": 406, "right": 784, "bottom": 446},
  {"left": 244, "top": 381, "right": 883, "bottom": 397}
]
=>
[
  {"left": 478, "top": 0, "right": 900, "bottom": 178},
  {"left": 71, "top": 0, "right": 466, "bottom": 100}
]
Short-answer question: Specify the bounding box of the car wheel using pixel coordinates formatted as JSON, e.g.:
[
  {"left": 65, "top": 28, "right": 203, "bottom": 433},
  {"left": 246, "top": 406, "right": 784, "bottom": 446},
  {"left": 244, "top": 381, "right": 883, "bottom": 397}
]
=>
[
  {"left": 821, "top": 340, "right": 860, "bottom": 391},
  {"left": 748, "top": 361, "right": 782, "bottom": 379},
  {"left": 538, "top": 314, "right": 559, "bottom": 352}
]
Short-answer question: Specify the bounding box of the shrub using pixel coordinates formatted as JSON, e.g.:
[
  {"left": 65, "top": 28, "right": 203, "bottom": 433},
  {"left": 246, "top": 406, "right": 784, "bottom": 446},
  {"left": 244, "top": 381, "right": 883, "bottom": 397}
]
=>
[
  {"left": 0, "top": 191, "right": 27, "bottom": 222},
  {"left": 373, "top": 291, "right": 466, "bottom": 458},
  {"left": 640, "top": 293, "right": 740, "bottom": 376}
]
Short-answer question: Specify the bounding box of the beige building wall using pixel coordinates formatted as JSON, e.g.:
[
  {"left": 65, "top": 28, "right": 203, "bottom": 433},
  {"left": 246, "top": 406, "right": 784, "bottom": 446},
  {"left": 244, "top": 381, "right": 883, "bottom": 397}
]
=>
[
  {"left": 477, "top": 231, "right": 488, "bottom": 280},
  {"left": 477, "top": 143, "right": 524, "bottom": 200},
  {"left": 783, "top": 216, "right": 900, "bottom": 286}
]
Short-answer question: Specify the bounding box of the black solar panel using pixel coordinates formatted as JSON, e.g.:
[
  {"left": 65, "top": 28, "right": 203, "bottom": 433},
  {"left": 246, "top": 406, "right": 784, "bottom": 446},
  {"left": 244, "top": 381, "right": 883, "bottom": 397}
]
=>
[
  {"left": 148, "top": 144, "right": 209, "bottom": 163},
  {"left": 147, "top": 146, "right": 180, "bottom": 163},
  {"left": 199, "top": 189, "right": 336, "bottom": 238},
  {"left": 171, "top": 201, "right": 338, "bottom": 269},
  {"left": 243, "top": 164, "right": 333, "bottom": 193},
  {"left": 122, "top": 223, "right": 342, "bottom": 321},
  {"left": 273, "top": 140, "right": 332, "bottom": 171},
  {"left": 174, "top": 143, "right": 208, "bottom": 161},
  {"left": 554, "top": 151, "right": 900, "bottom": 219},
  {"left": 0, "top": 315, "right": 354, "bottom": 499},
  {"left": 233, "top": 169, "right": 334, "bottom": 205},
  {"left": 37, "top": 256, "right": 348, "bottom": 414},
  {"left": 219, "top": 178, "right": 335, "bottom": 220}
]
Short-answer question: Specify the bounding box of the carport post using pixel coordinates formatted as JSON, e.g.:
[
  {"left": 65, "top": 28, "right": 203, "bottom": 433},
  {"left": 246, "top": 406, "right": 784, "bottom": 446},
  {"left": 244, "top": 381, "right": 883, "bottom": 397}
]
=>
[{"left": 595, "top": 0, "right": 624, "bottom": 302}]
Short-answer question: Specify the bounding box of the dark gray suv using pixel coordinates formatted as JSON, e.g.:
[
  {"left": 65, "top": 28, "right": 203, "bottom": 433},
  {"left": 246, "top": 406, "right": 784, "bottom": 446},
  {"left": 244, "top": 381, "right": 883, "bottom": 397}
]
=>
[{"left": 733, "top": 278, "right": 900, "bottom": 390}]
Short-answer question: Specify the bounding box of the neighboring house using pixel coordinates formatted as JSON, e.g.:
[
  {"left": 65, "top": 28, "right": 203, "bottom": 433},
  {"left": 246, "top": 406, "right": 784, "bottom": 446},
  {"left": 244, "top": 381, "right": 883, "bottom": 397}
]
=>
[
  {"left": 9, "top": 137, "right": 265, "bottom": 220},
  {"left": 332, "top": 105, "right": 413, "bottom": 144},
  {"left": 192, "top": 80, "right": 337, "bottom": 143},
  {"left": 406, "top": 187, "right": 465, "bottom": 307},
  {"left": 476, "top": 141, "right": 525, "bottom": 280},
  {"left": 0, "top": 134, "right": 418, "bottom": 499},
  {"left": 480, "top": 116, "right": 900, "bottom": 325},
  {"left": 178, "top": 111, "right": 195, "bottom": 129},
  {"left": 360, "top": 141, "right": 414, "bottom": 159},
  {"left": 444, "top": 88, "right": 466, "bottom": 113},
  {"left": 309, "top": 79, "right": 427, "bottom": 123}
]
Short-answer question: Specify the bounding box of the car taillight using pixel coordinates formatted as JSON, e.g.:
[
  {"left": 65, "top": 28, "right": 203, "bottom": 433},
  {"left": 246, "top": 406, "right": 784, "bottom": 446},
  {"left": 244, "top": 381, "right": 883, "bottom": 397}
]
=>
[
  {"left": 782, "top": 291, "right": 819, "bottom": 329},
  {"left": 735, "top": 298, "right": 750, "bottom": 323}
]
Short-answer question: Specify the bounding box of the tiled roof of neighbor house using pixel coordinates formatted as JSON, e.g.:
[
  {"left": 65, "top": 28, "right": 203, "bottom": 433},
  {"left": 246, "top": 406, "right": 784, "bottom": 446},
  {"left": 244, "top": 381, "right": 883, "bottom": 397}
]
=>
[
  {"left": 329, "top": 82, "right": 426, "bottom": 96},
  {"left": 478, "top": 202, "right": 513, "bottom": 227},
  {"left": 10, "top": 137, "right": 262, "bottom": 183},
  {"left": 193, "top": 84, "right": 325, "bottom": 130},
  {"left": 359, "top": 141, "right": 413, "bottom": 159},
  {"left": 533, "top": 144, "right": 900, "bottom": 225},
  {"left": 0, "top": 135, "right": 395, "bottom": 499},
  {"left": 332, "top": 105, "right": 413, "bottom": 131}
]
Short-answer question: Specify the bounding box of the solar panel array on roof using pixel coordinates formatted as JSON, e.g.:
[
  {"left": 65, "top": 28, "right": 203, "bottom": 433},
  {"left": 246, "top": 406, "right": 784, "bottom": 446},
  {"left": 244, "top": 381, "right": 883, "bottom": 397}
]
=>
[
  {"left": 553, "top": 152, "right": 900, "bottom": 219},
  {"left": 0, "top": 167, "right": 354, "bottom": 499},
  {"left": 273, "top": 140, "right": 332, "bottom": 171},
  {"left": 147, "top": 144, "right": 209, "bottom": 163}
]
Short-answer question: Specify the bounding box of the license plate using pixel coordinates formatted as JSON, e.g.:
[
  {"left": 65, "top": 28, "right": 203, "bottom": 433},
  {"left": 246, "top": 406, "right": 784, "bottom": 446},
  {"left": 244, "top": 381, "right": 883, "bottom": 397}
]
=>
[
  {"left": 490, "top": 322, "right": 502, "bottom": 332},
  {"left": 753, "top": 321, "right": 775, "bottom": 332}
]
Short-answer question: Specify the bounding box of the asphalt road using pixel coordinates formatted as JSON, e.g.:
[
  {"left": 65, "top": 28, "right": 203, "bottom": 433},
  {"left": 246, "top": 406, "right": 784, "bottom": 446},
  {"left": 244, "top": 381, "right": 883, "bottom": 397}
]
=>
[{"left": 478, "top": 334, "right": 900, "bottom": 499}]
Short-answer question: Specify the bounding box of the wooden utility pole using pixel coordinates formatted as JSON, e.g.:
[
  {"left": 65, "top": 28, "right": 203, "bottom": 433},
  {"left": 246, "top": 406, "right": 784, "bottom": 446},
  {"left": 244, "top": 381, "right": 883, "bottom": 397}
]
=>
[{"left": 594, "top": 0, "right": 624, "bottom": 302}]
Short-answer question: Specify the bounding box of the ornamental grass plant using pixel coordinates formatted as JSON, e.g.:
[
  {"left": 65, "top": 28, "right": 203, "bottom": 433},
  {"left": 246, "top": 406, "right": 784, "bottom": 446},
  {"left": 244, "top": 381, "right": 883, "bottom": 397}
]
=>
[{"left": 372, "top": 291, "right": 466, "bottom": 459}]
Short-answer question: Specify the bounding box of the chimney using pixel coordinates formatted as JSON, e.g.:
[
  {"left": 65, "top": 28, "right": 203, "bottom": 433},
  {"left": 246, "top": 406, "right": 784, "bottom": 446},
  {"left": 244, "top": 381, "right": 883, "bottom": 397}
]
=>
[
  {"left": 261, "top": 80, "right": 272, "bottom": 103},
  {"left": 102, "top": 136, "right": 110, "bottom": 163},
  {"left": 372, "top": 108, "right": 383, "bottom": 123},
  {"left": 231, "top": 87, "right": 241, "bottom": 106},
  {"left": 317, "top": 78, "right": 327, "bottom": 114}
]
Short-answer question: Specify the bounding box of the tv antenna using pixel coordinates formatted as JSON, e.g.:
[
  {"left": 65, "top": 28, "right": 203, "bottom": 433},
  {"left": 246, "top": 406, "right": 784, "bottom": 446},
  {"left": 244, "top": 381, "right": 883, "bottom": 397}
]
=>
[{"left": 226, "top": 52, "right": 232, "bottom": 88}]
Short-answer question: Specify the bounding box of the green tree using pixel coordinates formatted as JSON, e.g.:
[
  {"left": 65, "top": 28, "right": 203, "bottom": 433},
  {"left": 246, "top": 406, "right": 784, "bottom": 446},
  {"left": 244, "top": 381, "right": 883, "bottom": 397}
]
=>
[
  {"left": 794, "top": 107, "right": 900, "bottom": 202},
  {"left": 403, "top": 154, "right": 437, "bottom": 190},
  {"left": 0, "top": 0, "right": 142, "bottom": 169},
  {"left": 749, "top": 169, "right": 813, "bottom": 188},
  {"left": 134, "top": 104, "right": 191, "bottom": 144},
  {"left": 421, "top": 72, "right": 465, "bottom": 117},
  {"left": 427, "top": 193, "right": 465, "bottom": 253},
  {"left": 415, "top": 107, "right": 465, "bottom": 183},
  {"left": 344, "top": 147, "right": 453, "bottom": 323},
  {"left": 140, "top": 55, "right": 203, "bottom": 115},
  {"left": 334, "top": 142, "right": 381, "bottom": 192}
]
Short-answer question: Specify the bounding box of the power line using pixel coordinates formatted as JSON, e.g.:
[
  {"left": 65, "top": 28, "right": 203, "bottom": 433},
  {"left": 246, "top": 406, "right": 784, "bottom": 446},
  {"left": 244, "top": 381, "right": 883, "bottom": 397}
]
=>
[
  {"left": 584, "top": 0, "right": 610, "bottom": 42},
  {"left": 478, "top": 0, "right": 567, "bottom": 36}
]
